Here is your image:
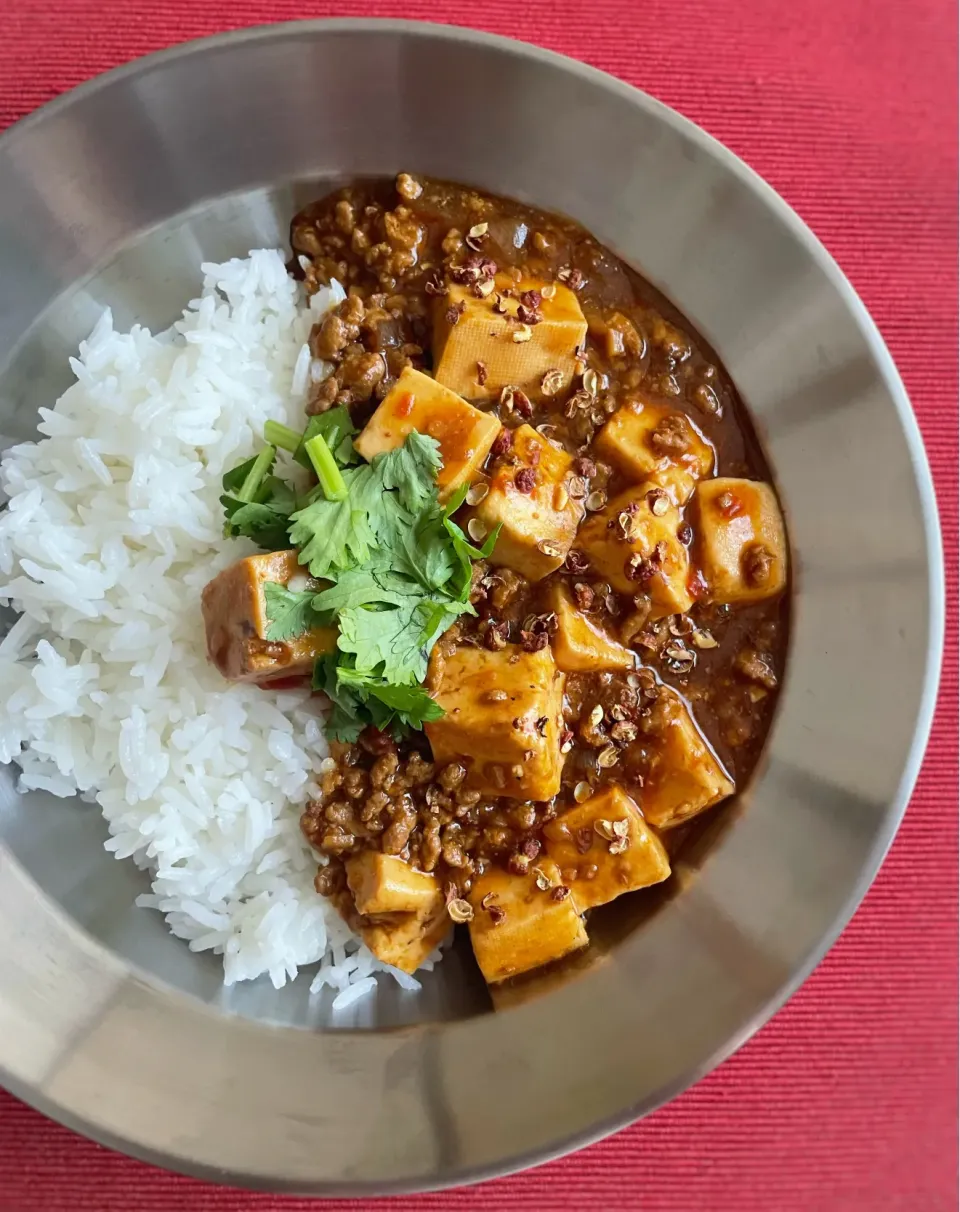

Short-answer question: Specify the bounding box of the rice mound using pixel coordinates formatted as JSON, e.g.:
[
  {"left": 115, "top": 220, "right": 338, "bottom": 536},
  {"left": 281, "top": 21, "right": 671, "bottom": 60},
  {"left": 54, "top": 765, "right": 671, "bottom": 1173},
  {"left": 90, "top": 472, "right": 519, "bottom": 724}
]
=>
[{"left": 0, "top": 250, "right": 410, "bottom": 998}]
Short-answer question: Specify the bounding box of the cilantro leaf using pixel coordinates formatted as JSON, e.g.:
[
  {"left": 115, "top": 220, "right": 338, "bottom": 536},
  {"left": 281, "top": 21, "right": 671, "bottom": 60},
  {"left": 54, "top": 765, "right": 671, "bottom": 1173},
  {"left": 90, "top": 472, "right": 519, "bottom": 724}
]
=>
[
  {"left": 223, "top": 452, "right": 272, "bottom": 495},
  {"left": 261, "top": 477, "right": 297, "bottom": 516},
  {"left": 422, "top": 597, "right": 471, "bottom": 646},
  {"left": 289, "top": 434, "right": 438, "bottom": 580},
  {"left": 337, "top": 597, "right": 435, "bottom": 685},
  {"left": 387, "top": 502, "right": 458, "bottom": 592},
  {"left": 221, "top": 485, "right": 296, "bottom": 550},
  {"left": 337, "top": 585, "right": 473, "bottom": 688},
  {"left": 262, "top": 581, "right": 330, "bottom": 642},
  {"left": 373, "top": 432, "right": 443, "bottom": 515},
  {"left": 312, "top": 567, "right": 420, "bottom": 612},
  {"left": 312, "top": 655, "right": 442, "bottom": 740},
  {"left": 261, "top": 432, "right": 497, "bottom": 744},
  {"left": 442, "top": 485, "right": 501, "bottom": 599},
  {"left": 336, "top": 667, "right": 444, "bottom": 731},
  {"left": 288, "top": 463, "right": 382, "bottom": 578},
  {"left": 221, "top": 451, "right": 297, "bottom": 549},
  {"left": 295, "top": 408, "right": 360, "bottom": 470},
  {"left": 312, "top": 655, "right": 368, "bottom": 742}
]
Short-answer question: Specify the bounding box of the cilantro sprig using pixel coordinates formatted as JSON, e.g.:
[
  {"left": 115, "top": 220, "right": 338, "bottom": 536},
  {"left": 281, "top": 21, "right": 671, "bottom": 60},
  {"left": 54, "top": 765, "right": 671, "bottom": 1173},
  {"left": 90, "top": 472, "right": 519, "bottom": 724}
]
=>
[
  {"left": 220, "top": 447, "right": 298, "bottom": 550},
  {"left": 220, "top": 414, "right": 500, "bottom": 742}
]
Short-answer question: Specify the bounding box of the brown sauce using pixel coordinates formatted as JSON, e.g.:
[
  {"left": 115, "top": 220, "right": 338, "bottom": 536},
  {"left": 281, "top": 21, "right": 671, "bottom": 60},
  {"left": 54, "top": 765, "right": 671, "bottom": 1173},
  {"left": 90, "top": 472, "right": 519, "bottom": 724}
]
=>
[{"left": 290, "top": 175, "right": 788, "bottom": 965}]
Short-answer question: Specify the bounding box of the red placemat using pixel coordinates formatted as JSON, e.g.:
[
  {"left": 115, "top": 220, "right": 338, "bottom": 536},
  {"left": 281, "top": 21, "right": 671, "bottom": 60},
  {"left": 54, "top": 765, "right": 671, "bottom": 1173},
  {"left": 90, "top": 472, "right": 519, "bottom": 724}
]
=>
[{"left": 0, "top": 1, "right": 956, "bottom": 1208}]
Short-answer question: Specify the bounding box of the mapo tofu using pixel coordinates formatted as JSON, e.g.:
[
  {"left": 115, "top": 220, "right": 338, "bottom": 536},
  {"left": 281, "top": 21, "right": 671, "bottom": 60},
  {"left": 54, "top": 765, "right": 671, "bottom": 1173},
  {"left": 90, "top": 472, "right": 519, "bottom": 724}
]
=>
[{"left": 206, "top": 174, "right": 789, "bottom": 989}]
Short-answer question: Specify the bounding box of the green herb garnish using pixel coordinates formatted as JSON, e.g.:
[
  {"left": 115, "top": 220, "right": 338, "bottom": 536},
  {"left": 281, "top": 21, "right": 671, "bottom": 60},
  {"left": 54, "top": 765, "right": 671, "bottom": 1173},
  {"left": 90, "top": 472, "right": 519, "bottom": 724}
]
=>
[
  {"left": 312, "top": 656, "right": 444, "bottom": 742},
  {"left": 295, "top": 408, "right": 360, "bottom": 469},
  {"left": 221, "top": 419, "right": 499, "bottom": 741},
  {"left": 262, "top": 581, "right": 332, "bottom": 643},
  {"left": 262, "top": 420, "right": 302, "bottom": 455},
  {"left": 220, "top": 446, "right": 298, "bottom": 550},
  {"left": 302, "top": 432, "right": 348, "bottom": 501}
]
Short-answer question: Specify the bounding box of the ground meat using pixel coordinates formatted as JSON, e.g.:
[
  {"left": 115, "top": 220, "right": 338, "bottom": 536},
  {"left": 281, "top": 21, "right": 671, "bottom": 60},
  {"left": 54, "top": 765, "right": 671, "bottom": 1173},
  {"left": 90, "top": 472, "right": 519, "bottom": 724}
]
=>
[
  {"left": 489, "top": 568, "right": 526, "bottom": 612},
  {"left": 573, "top": 582, "right": 596, "bottom": 610},
  {"left": 336, "top": 348, "right": 385, "bottom": 403},
  {"left": 381, "top": 796, "right": 417, "bottom": 854},
  {"left": 481, "top": 619, "right": 509, "bottom": 650},
  {"left": 602, "top": 312, "right": 643, "bottom": 359},
  {"left": 311, "top": 295, "right": 365, "bottom": 360},
  {"left": 734, "top": 646, "right": 778, "bottom": 689},
  {"left": 358, "top": 726, "right": 397, "bottom": 757},
  {"left": 650, "top": 413, "right": 690, "bottom": 454},
  {"left": 396, "top": 172, "right": 422, "bottom": 201},
  {"left": 743, "top": 543, "right": 775, "bottom": 587},
  {"left": 306, "top": 375, "right": 339, "bottom": 415},
  {"left": 290, "top": 176, "right": 788, "bottom": 916},
  {"left": 650, "top": 317, "right": 691, "bottom": 361},
  {"left": 314, "top": 860, "right": 346, "bottom": 897},
  {"left": 384, "top": 208, "right": 422, "bottom": 253},
  {"left": 335, "top": 200, "right": 356, "bottom": 235},
  {"left": 301, "top": 739, "right": 565, "bottom": 899}
]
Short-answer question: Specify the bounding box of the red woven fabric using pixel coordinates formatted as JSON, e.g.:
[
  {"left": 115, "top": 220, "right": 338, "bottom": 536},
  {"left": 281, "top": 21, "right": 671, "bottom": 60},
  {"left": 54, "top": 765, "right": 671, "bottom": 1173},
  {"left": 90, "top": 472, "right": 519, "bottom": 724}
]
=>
[{"left": 0, "top": 1, "right": 956, "bottom": 1208}]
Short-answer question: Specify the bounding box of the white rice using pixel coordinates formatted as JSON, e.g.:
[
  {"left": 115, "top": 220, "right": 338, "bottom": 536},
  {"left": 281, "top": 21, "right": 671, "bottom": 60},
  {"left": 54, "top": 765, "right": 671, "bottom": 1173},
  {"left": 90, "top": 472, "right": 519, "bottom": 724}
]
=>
[{"left": 0, "top": 250, "right": 430, "bottom": 997}]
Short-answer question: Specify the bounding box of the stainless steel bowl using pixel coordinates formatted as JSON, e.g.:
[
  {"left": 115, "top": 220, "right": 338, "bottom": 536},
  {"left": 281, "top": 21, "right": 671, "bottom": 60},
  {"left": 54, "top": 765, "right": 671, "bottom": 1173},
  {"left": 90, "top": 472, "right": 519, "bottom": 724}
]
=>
[{"left": 0, "top": 19, "right": 943, "bottom": 1195}]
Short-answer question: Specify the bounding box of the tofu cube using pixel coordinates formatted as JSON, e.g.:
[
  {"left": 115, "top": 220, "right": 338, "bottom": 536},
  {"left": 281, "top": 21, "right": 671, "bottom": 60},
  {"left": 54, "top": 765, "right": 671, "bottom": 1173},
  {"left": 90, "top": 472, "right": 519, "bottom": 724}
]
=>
[
  {"left": 549, "top": 583, "right": 636, "bottom": 673},
  {"left": 577, "top": 484, "right": 694, "bottom": 616},
  {"left": 595, "top": 396, "right": 714, "bottom": 504},
  {"left": 641, "top": 690, "right": 735, "bottom": 828},
  {"left": 425, "top": 643, "right": 565, "bottom": 801},
  {"left": 471, "top": 424, "right": 584, "bottom": 580},
  {"left": 543, "top": 784, "right": 671, "bottom": 911},
  {"left": 694, "top": 478, "right": 788, "bottom": 603},
  {"left": 353, "top": 366, "right": 501, "bottom": 502},
  {"left": 345, "top": 852, "right": 440, "bottom": 917},
  {"left": 360, "top": 889, "right": 451, "bottom": 975},
  {"left": 433, "top": 276, "right": 587, "bottom": 403},
  {"left": 467, "top": 858, "right": 588, "bottom": 984},
  {"left": 201, "top": 550, "right": 336, "bottom": 682}
]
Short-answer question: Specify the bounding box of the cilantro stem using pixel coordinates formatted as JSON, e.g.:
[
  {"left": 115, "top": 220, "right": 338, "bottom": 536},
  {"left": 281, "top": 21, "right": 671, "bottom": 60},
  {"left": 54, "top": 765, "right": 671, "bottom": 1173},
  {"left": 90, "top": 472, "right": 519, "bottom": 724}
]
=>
[
  {"left": 304, "top": 433, "right": 348, "bottom": 501},
  {"left": 263, "top": 420, "right": 302, "bottom": 453},
  {"left": 237, "top": 445, "right": 276, "bottom": 503}
]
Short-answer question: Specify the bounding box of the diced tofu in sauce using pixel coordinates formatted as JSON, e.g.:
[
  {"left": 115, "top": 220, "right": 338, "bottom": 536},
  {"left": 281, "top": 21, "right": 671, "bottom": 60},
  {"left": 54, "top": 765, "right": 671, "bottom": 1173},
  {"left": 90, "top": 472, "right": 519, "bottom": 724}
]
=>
[
  {"left": 595, "top": 396, "right": 714, "bottom": 504},
  {"left": 425, "top": 642, "right": 565, "bottom": 801},
  {"left": 641, "top": 689, "right": 735, "bottom": 828},
  {"left": 345, "top": 851, "right": 441, "bottom": 917},
  {"left": 577, "top": 483, "right": 694, "bottom": 615},
  {"left": 200, "top": 550, "right": 335, "bottom": 682},
  {"left": 470, "top": 424, "right": 584, "bottom": 580},
  {"left": 359, "top": 885, "right": 451, "bottom": 975},
  {"left": 695, "top": 478, "right": 788, "bottom": 604},
  {"left": 543, "top": 785, "right": 671, "bottom": 912},
  {"left": 433, "top": 275, "right": 588, "bottom": 403},
  {"left": 279, "top": 177, "right": 792, "bottom": 994},
  {"left": 549, "top": 583, "right": 635, "bottom": 673},
  {"left": 467, "top": 858, "right": 588, "bottom": 984},
  {"left": 353, "top": 366, "right": 501, "bottom": 501}
]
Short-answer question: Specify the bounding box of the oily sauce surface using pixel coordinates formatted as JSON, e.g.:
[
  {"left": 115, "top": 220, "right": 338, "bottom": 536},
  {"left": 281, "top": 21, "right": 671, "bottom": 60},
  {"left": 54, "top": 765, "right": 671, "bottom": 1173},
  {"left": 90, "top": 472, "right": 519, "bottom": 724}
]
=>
[{"left": 293, "top": 175, "right": 788, "bottom": 903}]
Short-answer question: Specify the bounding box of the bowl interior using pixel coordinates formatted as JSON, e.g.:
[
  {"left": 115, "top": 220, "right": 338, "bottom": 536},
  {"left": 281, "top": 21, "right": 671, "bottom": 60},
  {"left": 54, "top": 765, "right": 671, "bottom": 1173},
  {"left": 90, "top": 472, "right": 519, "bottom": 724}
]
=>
[
  {"left": 0, "top": 21, "right": 941, "bottom": 1191},
  {"left": 0, "top": 179, "right": 707, "bottom": 1028}
]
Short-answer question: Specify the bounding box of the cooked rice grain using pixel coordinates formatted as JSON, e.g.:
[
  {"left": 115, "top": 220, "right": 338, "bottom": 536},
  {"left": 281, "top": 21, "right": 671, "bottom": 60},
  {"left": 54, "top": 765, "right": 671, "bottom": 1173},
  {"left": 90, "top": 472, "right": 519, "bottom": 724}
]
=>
[{"left": 0, "top": 252, "right": 384, "bottom": 993}]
